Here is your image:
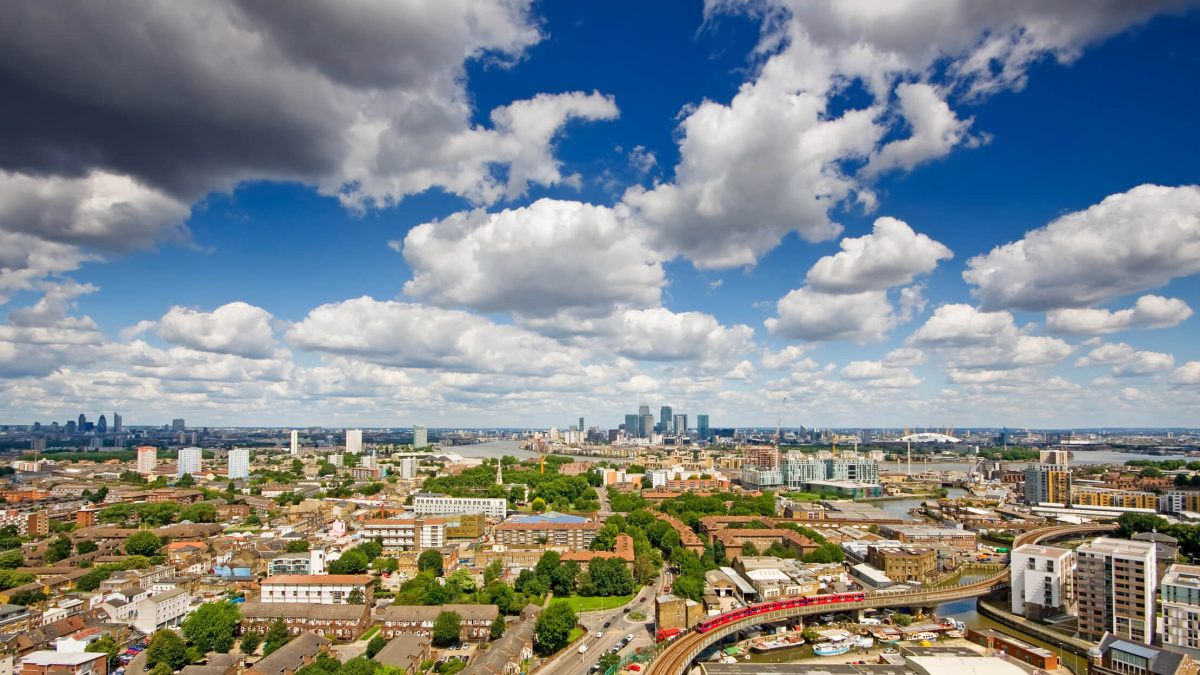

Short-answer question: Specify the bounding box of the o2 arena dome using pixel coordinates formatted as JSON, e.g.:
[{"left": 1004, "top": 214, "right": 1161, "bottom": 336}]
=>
[{"left": 897, "top": 432, "right": 961, "bottom": 443}]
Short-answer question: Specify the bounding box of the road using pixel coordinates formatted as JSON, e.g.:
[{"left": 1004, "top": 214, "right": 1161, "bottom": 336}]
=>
[{"left": 537, "top": 566, "right": 673, "bottom": 675}]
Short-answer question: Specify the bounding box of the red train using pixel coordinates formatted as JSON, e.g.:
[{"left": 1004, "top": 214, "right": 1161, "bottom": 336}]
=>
[{"left": 694, "top": 591, "right": 866, "bottom": 634}]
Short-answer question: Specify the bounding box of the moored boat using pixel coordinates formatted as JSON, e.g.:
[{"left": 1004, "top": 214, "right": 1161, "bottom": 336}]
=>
[{"left": 813, "top": 643, "right": 851, "bottom": 656}]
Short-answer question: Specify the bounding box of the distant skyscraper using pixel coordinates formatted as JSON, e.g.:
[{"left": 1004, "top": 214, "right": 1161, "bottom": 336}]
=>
[
  {"left": 97, "top": 415, "right": 107, "bottom": 434},
  {"left": 113, "top": 413, "right": 122, "bottom": 434},
  {"left": 346, "top": 429, "right": 363, "bottom": 454},
  {"left": 78, "top": 414, "right": 86, "bottom": 429},
  {"left": 624, "top": 410, "right": 643, "bottom": 437},
  {"left": 639, "top": 403, "right": 650, "bottom": 417},
  {"left": 172, "top": 418, "right": 186, "bottom": 431},
  {"left": 228, "top": 448, "right": 249, "bottom": 480},
  {"left": 290, "top": 430, "right": 299, "bottom": 455},
  {"left": 413, "top": 426, "right": 427, "bottom": 448},
  {"left": 660, "top": 406, "right": 673, "bottom": 434},
  {"left": 579, "top": 417, "right": 585, "bottom": 433},
  {"left": 66, "top": 420, "right": 76, "bottom": 434},
  {"left": 697, "top": 415, "right": 709, "bottom": 439},
  {"left": 177, "top": 446, "right": 201, "bottom": 478},
  {"left": 673, "top": 414, "right": 688, "bottom": 436},
  {"left": 640, "top": 414, "right": 654, "bottom": 438},
  {"left": 137, "top": 446, "right": 157, "bottom": 475}
]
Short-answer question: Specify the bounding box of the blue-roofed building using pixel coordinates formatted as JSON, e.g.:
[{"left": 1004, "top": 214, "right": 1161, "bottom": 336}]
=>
[{"left": 508, "top": 511, "right": 588, "bottom": 525}]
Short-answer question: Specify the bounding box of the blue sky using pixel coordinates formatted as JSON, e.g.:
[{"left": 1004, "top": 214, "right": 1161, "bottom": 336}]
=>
[{"left": 2, "top": 0, "right": 1200, "bottom": 428}]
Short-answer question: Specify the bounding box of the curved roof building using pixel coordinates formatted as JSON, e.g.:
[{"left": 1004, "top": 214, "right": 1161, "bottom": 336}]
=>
[{"left": 896, "top": 432, "right": 961, "bottom": 444}]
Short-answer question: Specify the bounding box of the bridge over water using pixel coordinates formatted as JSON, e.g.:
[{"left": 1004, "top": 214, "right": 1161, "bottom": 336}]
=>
[{"left": 644, "top": 523, "right": 1116, "bottom": 675}]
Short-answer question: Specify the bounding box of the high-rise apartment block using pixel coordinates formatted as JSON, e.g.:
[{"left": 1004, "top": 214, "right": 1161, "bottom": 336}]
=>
[
  {"left": 1075, "top": 537, "right": 1157, "bottom": 644},
  {"left": 673, "top": 414, "right": 687, "bottom": 436},
  {"left": 1024, "top": 464, "right": 1070, "bottom": 505},
  {"left": 290, "top": 430, "right": 299, "bottom": 455},
  {"left": 172, "top": 418, "right": 185, "bottom": 431},
  {"left": 137, "top": 446, "right": 157, "bottom": 475},
  {"left": 1010, "top": 544, "right": 1074, "bottom": 620},
  {"left": 345, "top": 429, "right": 362, "bottom": 454},
  {"left": 1162, "top": 563, "right": 1200, "bottom": 651},
  {"left": 1040, "top": 448, "right": 1070, "bottom": 466},
  {"left": 228, "top": 448, "right": 250, "bottom": 480},
  {"left": 177, "top": 446, "right": 201, "bottom": 478},
  {"left": 413, "top": 425, "right": 427, "bottom": 448},
  {"left": 397, "top": 457, "right": 417, "bottom": 480}
]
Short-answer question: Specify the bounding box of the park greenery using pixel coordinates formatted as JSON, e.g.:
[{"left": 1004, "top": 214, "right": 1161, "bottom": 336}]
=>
[{"left": 534, "top": 600, "right": 578, "bottom": 655}]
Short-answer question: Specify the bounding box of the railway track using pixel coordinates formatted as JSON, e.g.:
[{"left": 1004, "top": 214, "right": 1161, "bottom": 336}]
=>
[{"left": 644, "top": 523, "right": 1115, "bottom": 675}]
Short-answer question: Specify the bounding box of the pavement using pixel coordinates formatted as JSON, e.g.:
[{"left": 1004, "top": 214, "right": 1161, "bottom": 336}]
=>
[{"left": 536, "top": 567, "right": 673, "bottom": 675}]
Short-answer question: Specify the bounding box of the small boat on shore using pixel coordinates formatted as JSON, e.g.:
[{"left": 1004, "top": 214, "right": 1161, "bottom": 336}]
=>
[
  {"left": 813, "top": 643, "right": 851, "bottom": 656},
  {"left": 855, "top": 637, "right": 874, "bottom": 648},
  {"left": 946, "top": 629, "right": 965, "bottom": 638},
  {"left": 909, "top": 632, "right": 938, "bottom": 641},
  {"left": 871, "top": 628, "right": 901, "bottom": 643}
]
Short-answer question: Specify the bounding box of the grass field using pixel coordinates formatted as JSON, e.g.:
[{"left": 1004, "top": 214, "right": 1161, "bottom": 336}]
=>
[
  {"left": 358, "top": 625, "right": 380, "bottom": 641},
  {"left": 559, "top": 592, "right": 637, "bottom": 613},
  {"left": 568, "top": 627, "right": 585, "bottom": 643}
]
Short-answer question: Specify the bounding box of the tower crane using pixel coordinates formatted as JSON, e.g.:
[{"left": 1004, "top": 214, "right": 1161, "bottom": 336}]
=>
[{"left": 775, "top": 396, "right": 787, "bottom": 446}]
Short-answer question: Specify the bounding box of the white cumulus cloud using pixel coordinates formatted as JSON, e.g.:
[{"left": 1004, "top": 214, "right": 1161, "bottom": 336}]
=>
[{"left": 1046, "top": 295, "right": 1193, "bottom": 335}]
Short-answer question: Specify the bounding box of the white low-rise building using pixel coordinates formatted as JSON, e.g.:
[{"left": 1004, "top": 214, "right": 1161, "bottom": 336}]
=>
[
  {"left": 412, "top": 494, "right": 505, "bottom": 519},
  {"left": 259, "top": 574, "right": 372, "bottom": 605},
  {"left": 133, "top": 588, "right": 189, "bottom": 634},
  {"left": 1162, "top": 563, "right": 1200, "bottom": 651}
]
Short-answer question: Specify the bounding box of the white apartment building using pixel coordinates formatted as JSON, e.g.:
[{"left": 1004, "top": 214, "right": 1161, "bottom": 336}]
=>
[
  {"left": 346, "top": 429, "right": 363, "bottom": 454},
  {"left": 290, "top": 430, "right": 299, "bottom": 455},
  {"left": 1162, "top": 563, "right": 1200, "bottom": 651},
  {"left": 1010, "top": 544, "right": 1074, "bottom": 619},
  {"left": 647, "top": 469, "right": 671, "bottom": 488},
  {"left": 363, "top": 518, "right": 445, "bottom": 552},
  {"left": 413, "top": 494, "right": 506, "bottom": 519},
  {"left": 259, "top": 574, "right": 372, "bottom": 604},
  {"left": 137, "top": 446, "right": 156, "bottom": 475},
  {"left": 227, "top": 448, "right": 249, "bottom": 480},
  {"left": 397, "top": 456, "right": 417, "bottom": 480},
  {"left": 177, "top": 446, "right": 201, "bottom": 478},
  {"left": 132, "top": 588, "right": 189, "bottom": 634}
]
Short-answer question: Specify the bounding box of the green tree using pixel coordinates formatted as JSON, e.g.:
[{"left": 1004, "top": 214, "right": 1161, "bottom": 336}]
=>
[
  {"left": 597, "top": 654, "right": 619, "bottom": 672},
  {"left": 632, "top": 553, "right": 657, "bottom": 586},
  {"left": 588, "top": 557, "right": 634, "bottom": 596},
  {"left": 44, "top": 536, "right": 73, "bottom": 564},
  {"left": 801, "top": 627, "right": 821, "bottom": 643},
  {"left": 490, "top": 618, "right": 505, "bottom": 640},
  {"left": 9, "top": 588, "right": 46, "bottom": 605},
  {"left": 182, "top": 600, "right": 241, "bottom": 653},
  {"left": 76, "top": 540, "right": 99, "bottom": 555},
  {"left": 534, "top": 600, "right": 577, "bottom": 655},
  {"left": 740, "top": 541, "right": 759, "bottom": 557},
  {"left": 88, "top": 486, "right": 110, "bottom": 504},
  {"left": 292, "top": 459, "right": 305, "bottom": 475},
  {"left": 239, "top": 632, "right": 262, "bottom": 655},
  {"left": 359, "top": 541, "right": 383, "bottom": 561},
  {"left": 373, "top": 556, "right": 399, "bottom": 573},
  {"left": 417, "top": 549, "right": 444, "bottom": 577},
  {"left": 262, "top": 619, "right": 291, "bottom": 656},
  {"left": 1141, "top": 467, "right": 1165, "bottom": 479},
  {"left": 433, "top": 611, "right": 462, "bottom": 647},
  {"left": 893, "top": 614, "right": 912, "bottom": 627},
  {"left": 347, "top": 588, "right": 365, "bottom": 605},
  {"left": 366, "top": 635, "right": 388, "bottom": 659},
  {"left": 670, "top": 574, "right": 704, "bottom": 602},
  {"left": 535, "top": 550, "right": 560, "bottom": 583},
  {"left": 484, "top": 559, "right": 503, "bottom": 585},
  {"left": 176, "top": 473, "right": 196, "bottom": 487},
  {"left": 147, "top": 629, "right": 189, "bottom": 670},
  {"left": 180, "top": 503, "right": 218, "bottom": 523},
  {"left": 447, "top": 568, "right": 477, "bottom": 594},
  {"left": 550, "top": 561, "right": 579, "bottom": 596},
  {"left": 126, "top": 531, "right": 163, "bottom": 557},
  {"left": 0, "top": 550, "right": 23, "bottom": 570},
  {"left": 87, "top": 635, "right": 122, "bottom": 671},
  {"left": 531, "top": 497, "right": 546, "bottom": 512},
  {"left": 1117, "top": 512, "right": 1170, "bottom": 538},
  {"left": 150, "top": 663, "right": 173, "bottom": 675},
  {"left": 329, "top": 550, "right": 369, "bottom": 574},
  {"left": 286, "top": 540, "right": 310, "bottom": 553}
]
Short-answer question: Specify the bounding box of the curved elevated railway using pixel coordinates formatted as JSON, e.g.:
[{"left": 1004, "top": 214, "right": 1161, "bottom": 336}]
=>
[{"left": 644, "top": 523, "right": 1116, "bottom": 675}]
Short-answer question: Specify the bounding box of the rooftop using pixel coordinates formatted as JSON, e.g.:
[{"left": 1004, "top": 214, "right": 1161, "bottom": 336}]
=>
[
  {"left": 508, "top": 511, "right": 588, "bottom": 524},
  {"left": 261, "top": 574, "right": 371, "bottom": 585},
  {"left": 1163, "top": 563, "right": 1200, "bottom": 589}
]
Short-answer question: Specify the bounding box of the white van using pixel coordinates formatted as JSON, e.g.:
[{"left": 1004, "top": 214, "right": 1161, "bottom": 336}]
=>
[
  {"left": 860, "top": 618, "right": 881, "bottom": 625},
  {"left": 578, "top": 645, "right": 588, "bottom": 654}
]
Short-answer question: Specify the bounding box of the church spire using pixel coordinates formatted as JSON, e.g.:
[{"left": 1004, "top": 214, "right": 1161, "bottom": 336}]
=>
[{"left": 496, "top": 460, "right": 503, "bottom": 486}]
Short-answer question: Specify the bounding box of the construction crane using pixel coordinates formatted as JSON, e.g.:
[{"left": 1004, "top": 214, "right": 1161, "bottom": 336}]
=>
[{"left": 775, "top": 396, "right": 787, "bottom": 446}]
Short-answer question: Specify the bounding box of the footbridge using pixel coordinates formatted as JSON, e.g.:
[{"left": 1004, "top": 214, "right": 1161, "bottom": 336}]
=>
[{"left": 644, "top": 523, "right": 1116, "bottom": 675}]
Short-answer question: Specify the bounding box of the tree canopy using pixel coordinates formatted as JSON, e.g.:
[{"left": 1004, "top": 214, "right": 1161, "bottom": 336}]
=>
[{"left": 534, "top": 600, "right": 577, "bottom": 655}]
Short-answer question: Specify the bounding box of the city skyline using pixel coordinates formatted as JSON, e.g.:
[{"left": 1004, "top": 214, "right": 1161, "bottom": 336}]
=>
[{"left": 1, "top": 4, "right": 1200, "bottom": 428}]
